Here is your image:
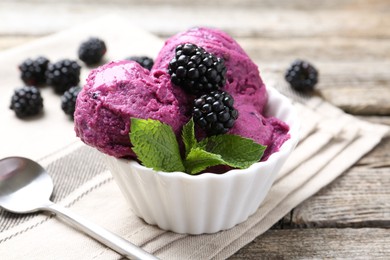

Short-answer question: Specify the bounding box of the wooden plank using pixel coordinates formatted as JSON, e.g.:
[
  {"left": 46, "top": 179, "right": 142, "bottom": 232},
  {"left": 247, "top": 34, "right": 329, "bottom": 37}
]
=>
[
  {"left": 1, "top": 2, "right": 389, "bottom": 38},
  {"left": 230, "top": 228, "right": 390, "bottom": 259},
  {"left": 282, "top": 138, "right": 390, "bottom": 228},
  {"left": 238, "top": 38, "right": 390, "bottom": 62},
  {"left": 319, "top": 87, "right": 390, "bottom": 115},
  {"left": 8, "top": 0, "right": 388, "bottom": 9},
  {"left": 357, "top": 116, "right": 390, "bottom": 132},
  {"left": 241, "top": 36, "right": 390, "bottom": 115},
  {"left": 357, "top": 135, "right": 390, "bottom": 167},
  {"left": 238, "top": 37, "right": 390, "bottom": 115},
  {"left": 260, "top": 69, "right": 390, "bottom": 116},
  {"left": 291, "top": 167, "right": 390, "bottom": 227},
  {"left": 244, "top": 37, "right": 390, "bottom": 115}
]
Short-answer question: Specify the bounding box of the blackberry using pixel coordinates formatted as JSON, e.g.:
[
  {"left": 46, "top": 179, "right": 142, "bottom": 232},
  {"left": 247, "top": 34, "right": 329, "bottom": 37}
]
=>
[
  {"left": 126, "top": 56, "right": 154, "bottom": 70},
  {"left": 78, "top": 37, "right": 107, "bottom": 65},
  {"left": 193, "top": 90, "right": 238, "bottom": 136},
  {"left": 168, "top": 43, "right": 227, "bottom": 95},
  {"left": 61, "top": 86, "right": 82, "bottom": 118},
  {"left": 18, "top": 56, "right": 49, "bottom": 85},
  {"left": 285, "top": 59, "right": 319, "bottom": 92},
  {"left": 46, "top": 59, "right": 81, "bottom": 94},
  {"left": 9, "top": 86, "right": 43, "bottom": 118}
]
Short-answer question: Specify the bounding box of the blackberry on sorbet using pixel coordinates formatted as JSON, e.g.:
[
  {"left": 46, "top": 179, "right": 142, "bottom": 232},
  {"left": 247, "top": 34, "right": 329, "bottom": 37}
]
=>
[
  {"left": 168, "top": 43, "right": 227, "bottom": 95},
  {"left": 126, "top": 56, "right": 154, "bottom": 70},
  {"left": 193, "top": 90, "right": 238, "bottom": 136},
  {"left": 10, "top": 86, "right": 43, "bottom": 118},
  {"left": 46, "top": 59, "right": 81, "bottom": 94},
  {"left": 61, "top": 86, "right": 82, "bottom": 118},
  {"left": 285, "top": 59, "right": 319, "bottom": 92},
  {"left": 18, "top": 56, "right": 49, "bottom": 86},
  {"left": 78, "top": 37, "right": 107, "bottom": 65}
]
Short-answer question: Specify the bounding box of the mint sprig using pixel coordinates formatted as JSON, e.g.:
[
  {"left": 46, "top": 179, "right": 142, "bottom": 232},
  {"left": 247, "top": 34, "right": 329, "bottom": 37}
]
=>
[
  {"left": 130, "top": 118, "right": 185, "bottom": 172},
  {"left": 129, "top": 118, "right": 266, "bottom": 174},
  {"left": 199, "top": 134, "right": 267, "bottom": 169},
  {"left": 184, "top": 147, "right": 226, "bottom": 174},
  {"left": 181, "top": 117, "right": 196, "bottom": 157}
]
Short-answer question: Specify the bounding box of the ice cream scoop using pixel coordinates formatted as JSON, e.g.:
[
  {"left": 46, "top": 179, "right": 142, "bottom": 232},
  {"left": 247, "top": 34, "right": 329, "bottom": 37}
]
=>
[{"left": 74, "top": 60, "right": 191, "bottom": 158}]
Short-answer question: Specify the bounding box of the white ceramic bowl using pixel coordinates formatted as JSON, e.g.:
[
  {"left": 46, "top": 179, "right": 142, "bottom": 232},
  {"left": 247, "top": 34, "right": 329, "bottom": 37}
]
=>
[{"left": 105, "top": 86, "right": 299, "bottom": 234}]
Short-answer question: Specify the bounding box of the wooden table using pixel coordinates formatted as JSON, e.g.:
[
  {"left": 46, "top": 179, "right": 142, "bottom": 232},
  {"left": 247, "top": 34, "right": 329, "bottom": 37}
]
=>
[{"left": 1, "top": 0, "right": 389, "bottom": 258}]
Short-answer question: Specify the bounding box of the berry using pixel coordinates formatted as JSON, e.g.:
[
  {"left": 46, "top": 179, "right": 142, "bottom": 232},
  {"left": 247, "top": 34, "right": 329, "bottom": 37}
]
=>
[
  {"left": 61, "top": 86, "right": 82, "bottom": 118},
  {"left": 193, "top": 90, "right": 238, "bottom": 136},
  {"left": 168, "top": 43, "right": 227, "bottom": 95},
  {"left": 9, "top": 86, "right": 43, "bottom": 118},
  {"left": 126, "top": 56, "right": 154, "bottom": 70},
  {"left": 285, "top": 59, "right": 319, "bottom": 92},
  {"left": 46, "top": 59, "right": 81, "bottom": 94},
  {"left": 78, "top": 37, "right": 107, "bottom": 65},
  {"left": 18, "top": 56, "right": 49, "bottom": 85}
]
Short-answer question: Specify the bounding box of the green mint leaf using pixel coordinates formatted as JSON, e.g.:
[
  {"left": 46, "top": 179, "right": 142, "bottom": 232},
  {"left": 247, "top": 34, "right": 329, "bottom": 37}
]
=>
[
  {"left": 130, "top": 118, "right": 185, "bottom": 172},
  {"left": 199, "top": 134, "right": 266, "bottom": 169},
  {"left": 184, "top": 147, "right": 227, "bottom": 174},
  {"left": 182, "top": 118, "right": 197, "bottom": 157},
  {"left": 130, "top": 117, "right": 266, "bottom": 175}
]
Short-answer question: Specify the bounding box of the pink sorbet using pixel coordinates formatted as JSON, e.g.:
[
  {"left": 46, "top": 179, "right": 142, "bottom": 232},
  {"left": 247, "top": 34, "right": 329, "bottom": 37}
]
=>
[{"left": 74, "top": 27, "right": 290, "bottom": 161}]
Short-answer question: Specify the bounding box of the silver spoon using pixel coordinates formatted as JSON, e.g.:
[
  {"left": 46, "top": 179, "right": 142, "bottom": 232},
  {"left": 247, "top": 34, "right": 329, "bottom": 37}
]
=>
[{"left": 0, "top": 156, "right": 158, "bottom": 260}]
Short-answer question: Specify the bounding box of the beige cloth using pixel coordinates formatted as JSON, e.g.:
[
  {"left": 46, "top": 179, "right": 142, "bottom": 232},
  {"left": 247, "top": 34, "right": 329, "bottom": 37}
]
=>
[{"left": 0, "top": 15, "right": 389, "bottom": 259}]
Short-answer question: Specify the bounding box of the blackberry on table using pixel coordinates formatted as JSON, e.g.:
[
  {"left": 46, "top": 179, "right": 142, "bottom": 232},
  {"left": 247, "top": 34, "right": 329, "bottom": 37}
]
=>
[
  {"left": 18, "top": 56, "right": 49, "bottom": 85},
  {"left": 61, "top": 86, "right": 82, "bottom": 118},
  {"left": 78, "top": 37, "right": 107, "bottom": 65},
  {"left": 168, "top": 43, "right": 227, "bottom": 95},
  {"left": 285, "top": 59, "right": 319, "bottom": 92},
  {"left": 193, "top": 90, "right": 238, "bottom": 136},
  {"left": 9, "top": 86, "right": 44, "bottom": 118},
  {"left": 126, "top": 56, "right": 154, "bottom": 70},
  {"left": 46, "top": 59, "right": 81, "bottom": 94}
]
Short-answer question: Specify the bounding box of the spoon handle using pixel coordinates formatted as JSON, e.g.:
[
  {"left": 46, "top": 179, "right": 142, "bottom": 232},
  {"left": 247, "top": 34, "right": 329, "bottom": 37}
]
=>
[{"left": 42, "top": 202, "right": 159, "bottom": 260}]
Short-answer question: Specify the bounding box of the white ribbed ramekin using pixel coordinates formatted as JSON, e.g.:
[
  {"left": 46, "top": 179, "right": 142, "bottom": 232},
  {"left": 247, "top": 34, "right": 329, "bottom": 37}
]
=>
[{"left": 105, "top": 86, "right": 299, "bottom": 234}]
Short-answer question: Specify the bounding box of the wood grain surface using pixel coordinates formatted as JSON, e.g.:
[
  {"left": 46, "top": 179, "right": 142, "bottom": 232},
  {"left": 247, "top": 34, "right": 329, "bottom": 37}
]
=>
[
  {"left": 230, "top": 228, "right": 390, "bottom": 259},
  {"left": 1, "top": 0, "right": 389, "bottom": 258}
]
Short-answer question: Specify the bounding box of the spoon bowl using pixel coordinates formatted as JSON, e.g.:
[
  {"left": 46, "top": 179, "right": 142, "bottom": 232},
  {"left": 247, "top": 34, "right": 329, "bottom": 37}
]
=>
[
  {"left": 0, "top": 156, "right": 158, "bottom": 260},
  {"left": 0, "top": 157, "right": 53, "bottom": 213}
]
